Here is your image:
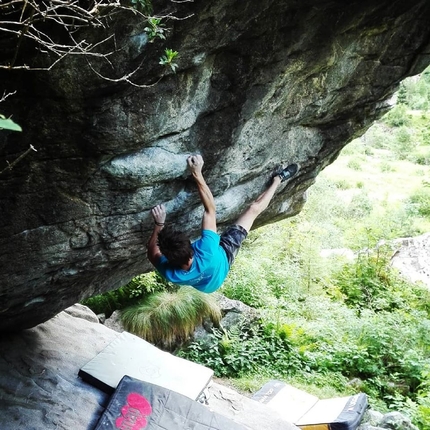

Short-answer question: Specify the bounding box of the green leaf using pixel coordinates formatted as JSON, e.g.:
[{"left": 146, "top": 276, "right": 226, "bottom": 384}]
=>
[{"left": 0, "top": 117, "right": 22, "bottom": 132}]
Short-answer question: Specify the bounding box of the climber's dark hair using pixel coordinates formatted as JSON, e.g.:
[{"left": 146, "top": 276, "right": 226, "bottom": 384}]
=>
[{"left": 157, "top": 225, "right": 194, "bottom": 268}]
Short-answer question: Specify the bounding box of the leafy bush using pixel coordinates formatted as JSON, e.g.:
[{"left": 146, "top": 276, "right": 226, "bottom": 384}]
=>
[
  {"left": 82, "top": 289, "right": 126, "bottom": 317},
  {"left": 328, "top": 244, "right": 429, "bottom": 314},
  {"left": 82, "top": 272, "right": 171, "bottom": 316},
  {"left": 421, "top": 129, "right": 430, "bottom": 146},
  {"left": 179, "top": 321, "right": 304, "bottom": 378},
  {"left": 379, "top": 161, "right": 395, "bottom": 172},
  {"left": 221, "top": 257, "right": 273, "bottom": 308},
  {"left": 408, "top": 188, "right": 430, "bottom": 217},
  {"left": 293, "top": 293, "right": 430, "bottom": 407},
  {"left": 221, "top": 223, "right": 313, "bottom": 307},
  {"left": 347, "top": 158, "right": 362, "bottom": 171},
  {"left": 393, "top": 127, "right": 415, "bottom": 160},
  {"left": 413, "top": 370, "right": 430, "bottom": 430},
  {"left": 334, "top": 178, "right": 352, "bottom": 190},
  {"left": 403, "top": 70, "right": 430, "bottom": 110},
  {"left": 384, "top": 104, "right": 411, "bottom": 127},
  {"left": 408, "top": 148, "right": 430, "bottom": 165},
  {"left": 366, "top": 124, "right": 392, "bottom": 149},
  {"left": 345, "top": 192, "right": 373, "bottom": 219}
]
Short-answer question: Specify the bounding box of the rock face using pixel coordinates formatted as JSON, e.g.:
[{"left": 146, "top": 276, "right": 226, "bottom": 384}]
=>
[
  {"left": 1, "top": 0, "right": 430, "bottom": 331},
  {"left": 359, "top": 411, "right": 419, "bottom": 430},
  {"left": 0, "top": 306, "right": 118, "bottom": 430},
  {"left": 391, "top": 233, "right": 430, "bottom": 288}
]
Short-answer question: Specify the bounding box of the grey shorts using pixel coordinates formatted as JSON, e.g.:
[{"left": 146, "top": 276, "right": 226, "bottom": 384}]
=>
[{"left": 219, "top": 224, "right": 248, "bottom": 267}]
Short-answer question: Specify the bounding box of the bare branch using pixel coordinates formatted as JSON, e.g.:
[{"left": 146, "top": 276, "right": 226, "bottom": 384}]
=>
[
  {"left": 1, "top": 90, "right": 17, "bottom": 103},
  {"left": 86, "top": 58, "right": 164, "bottom": 88},
  {"left": 0, "top": 0, "right": 189, "bottom": 82},
  {"left": 0, "top": 145, "right": 37, "bottom": 176}
]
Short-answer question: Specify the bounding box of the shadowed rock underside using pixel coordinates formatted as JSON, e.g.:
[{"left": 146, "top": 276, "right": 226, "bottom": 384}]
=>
[{"left": 1, "top": 0, "right": 430, "bottom": 331}]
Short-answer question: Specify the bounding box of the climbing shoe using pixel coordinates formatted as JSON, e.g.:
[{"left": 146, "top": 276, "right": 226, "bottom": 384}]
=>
[{"left": 278, "top": 163, "right": 299, "bottom": 182}]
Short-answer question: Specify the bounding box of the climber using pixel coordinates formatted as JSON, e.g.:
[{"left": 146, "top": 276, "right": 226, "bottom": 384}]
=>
[{"left": 146, "top": 154, "right": 299, "bottom": 293}]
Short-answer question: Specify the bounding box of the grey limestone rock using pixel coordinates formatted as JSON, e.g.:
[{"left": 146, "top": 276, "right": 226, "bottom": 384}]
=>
[
  {"left": 0, "top": 305, "right": 118, "bottom": 430},
  {"left": 1, "top": 0, "right": 430, "bottom": 331},
  {"left": 358, "top": 426, "right": 384, "bottom": 430},
  {"left": 104, "top": 309, "right": 126, "bottom": 333},
  {"left": 358, "top": 410, "right": 419, "bottom": 430},
  {"left": 391, "top": 233, "right": 430, "bottom": 289},
  {"left": 379, "top": 412, "right": 419, "bottom": 430}
]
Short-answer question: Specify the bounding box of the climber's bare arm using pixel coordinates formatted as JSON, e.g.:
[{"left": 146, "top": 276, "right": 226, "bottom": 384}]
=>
[
  {"left": 187, "top": 155, "right": 217, "bottom": 232},
  {"left": 147, "top": 204, "right": 166, "bottom": 265}
]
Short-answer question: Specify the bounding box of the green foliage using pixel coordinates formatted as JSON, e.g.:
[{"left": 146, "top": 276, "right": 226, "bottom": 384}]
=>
[
  {"left": 364, "top": 147, "right": 374, "bottom": 156},
  {"left": 341, "top": 139, "right": 366, "bottom": 155},
  {"left": 179, "top": 321, "right": 304, "bottom": 378},
  {"left": 333, "top": 178, "right": 352, "bottom": 190},
  {"left": 159, "top": 48, "right": 179, "bottom": 72},
  {"left": 393, "top": 126, "right": 415, "bottom": 160},
  {"left": 347, "top": 157, "right": 362, "bottom": 171},
  {"left": 401, "top": 66, "right": 430, "bottom": 110},
  {"left": 328, "top": 243, "right": 429, "bottom": 314},
  {"left": 144, "top": 18, "right": 167, "bottom": 41},
  {"left": 379, "top": 161, "right": 395, "bottom": 172},
  {"left": 366, "top": 124, "right": 393, "bottom": 149},
  {"left": 121, "top": 286, "right": 221, "bottom": 350},
  {"left": 344, "top": 192, "right": 373, "bottom": 219},
  {"left": 303, "top": 311, "right": 430, "bottom": 402},
  {"left": 413, "top": 370, "right": 430, "bottom": 430},
  {"left": 408, "top": 188, "right": 430, "bottom": 217},
  {"left": 397, "top": 82, "right": 408, "bottom": 104},
  {"left": 0, "top": 115, "right": 22, "bottom": 132},
  {"left": 82, "top": 272, "right": 170, "bottom": 316},
  {"left": 131, "top": 0, "right": 153, "bottom": 14},
  {"left": 221, "top": 223, "right": 310, "bottom": 307},
  {"left": 221, "top": 257, "right": 273, "bottom": 308},
  {"left": 82, "top": 289, "right": 126, "bottom": 317},
  {"left": 127, "top": 272, "right": 173, "bottom": 297},
  {"left": 409, "top": 147, "right": 430, "bottom": 166},
  {"left": 383, "top": 104, "right": 411, "bottom": 127},
  {"left": 421, "top": 129, "right": 430, "bottom": 146}
]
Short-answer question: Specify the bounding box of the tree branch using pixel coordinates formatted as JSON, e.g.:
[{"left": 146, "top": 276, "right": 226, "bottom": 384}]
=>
[{"left": 0, "top": 1, "right": 191, "bottom": 85}]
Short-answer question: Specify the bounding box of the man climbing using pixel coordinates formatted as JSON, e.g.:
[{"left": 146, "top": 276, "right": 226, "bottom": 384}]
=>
[{"left": 147, "top": 155, "right": 299, "bottom": 293}]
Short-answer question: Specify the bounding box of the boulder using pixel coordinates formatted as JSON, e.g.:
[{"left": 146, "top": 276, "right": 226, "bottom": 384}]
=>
[
  {"left": 0, "top": 305, "right": 118, "bottom": 430},
  {"left": 1, "top": 0, "right": 430, "bottom": 331},
  {"left": 358, "top": 410, "right": 419, "bottom": 430},
  {"left": 391, "top": 233, "right": 430, "bottom": 289},
  {"left": 378, "top": 412, "right": 419, "bottom": 430},
  {"left": 104, "top": 310, "right": 126, "bottom": 333}
]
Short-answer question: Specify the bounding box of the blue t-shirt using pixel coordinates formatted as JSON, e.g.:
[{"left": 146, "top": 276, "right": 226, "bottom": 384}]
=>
[{"left": 155, "top": 230, "right": 229, "bottom": 293}]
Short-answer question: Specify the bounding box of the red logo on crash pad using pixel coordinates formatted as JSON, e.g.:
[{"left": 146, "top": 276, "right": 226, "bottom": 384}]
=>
[{"left": 115, "top": 392, "right": 152, "bottom": 430}]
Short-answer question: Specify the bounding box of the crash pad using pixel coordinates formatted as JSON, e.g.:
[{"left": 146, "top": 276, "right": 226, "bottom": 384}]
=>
[
  {"left": 252, "top": 380, "right": 368, "bottom": 430},
  {"left": 79, "top": 331, "right": 213, "bottom": 400},
  {"left": 94, "top": 375, "right": 247, "bottom": 430}
]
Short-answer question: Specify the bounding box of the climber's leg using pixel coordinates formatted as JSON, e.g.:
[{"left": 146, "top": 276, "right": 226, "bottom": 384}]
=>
[
  {"left": 219, "top": 163, "right": 299, "bottom": 266},
  {"left": 236, "top": 163, "right": 299, "bottom": 232}
]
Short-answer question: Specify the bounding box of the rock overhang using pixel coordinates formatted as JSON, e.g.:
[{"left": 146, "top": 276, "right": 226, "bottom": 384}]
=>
[{"left": 1, "top": 0, "right": 430, "bottom": 331}]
